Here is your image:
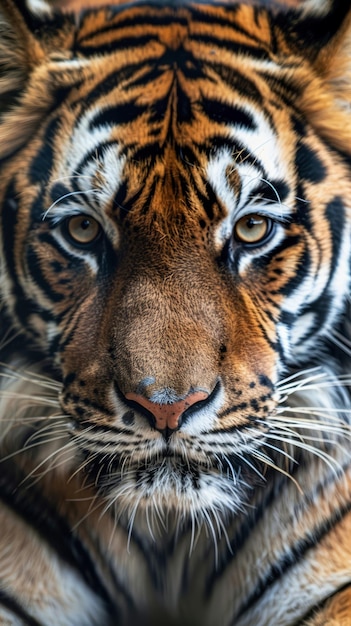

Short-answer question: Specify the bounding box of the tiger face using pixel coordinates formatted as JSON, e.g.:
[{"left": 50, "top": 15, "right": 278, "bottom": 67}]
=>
[{"left": 1, "top": 0, "right": 351, "bottom": 527}]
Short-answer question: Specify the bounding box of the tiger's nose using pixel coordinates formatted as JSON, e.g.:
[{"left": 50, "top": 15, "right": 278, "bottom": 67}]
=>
[{"left": 125, "top": 390, "right": 210, "bottom": 431}]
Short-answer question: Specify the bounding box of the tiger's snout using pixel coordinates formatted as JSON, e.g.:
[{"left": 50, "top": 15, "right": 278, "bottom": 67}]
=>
[{"left": 125, "top": 388, "right": 211, "bottom": 431}]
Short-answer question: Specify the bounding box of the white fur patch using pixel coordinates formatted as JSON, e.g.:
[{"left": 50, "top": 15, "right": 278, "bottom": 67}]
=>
[{"left": 26, "top": 0, "right": 52, "bottom": 17}]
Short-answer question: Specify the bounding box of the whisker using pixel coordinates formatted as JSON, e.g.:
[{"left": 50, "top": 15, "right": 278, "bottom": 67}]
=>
[
  {"left": 264, "top": 432, "right": 346, "bottom": 476},
  {"left": 252, "top": 448, "right": 302, "bottom": 493},
  {"left": 42, "top": 188, "right": 99, "bottom": 221},
  {"left": 71, "top": 493, "right": 107, "bottom": 532},
  {"left": 0, "top": 365, "right": 61, "bottom": 391},
  {"left": 329, "top": 330, "right": 351, "bottom": 356},
  {"left": 201, "top": 506, "right": 219, "bottom": 566},
  {"left": 21, "top": 451, "right": 79, "bottom": 487},
  {"left": 276, "top": 366, "right": 324, "bottom": 388}
]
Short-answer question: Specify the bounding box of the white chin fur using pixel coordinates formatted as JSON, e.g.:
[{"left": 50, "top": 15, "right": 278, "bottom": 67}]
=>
[{"left": 99, "top": 460, "right": 249, "bottom": 537}]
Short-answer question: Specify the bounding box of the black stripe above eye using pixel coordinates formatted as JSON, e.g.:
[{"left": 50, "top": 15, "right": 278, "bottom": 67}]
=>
[
  {"left": 201, "top": 135, "right": 264, "bottom": 170},
  {"left": 49, "top": 182, "right": 72, "bottom": 205},
  {"left": 249, "top": 179, "right": 290, "bottom": 204},
  {"left": 201, "top": 97, "right": 257, "bottom": 129},
  {"left": 209, "top": 63, "right": 264, "bottom": 105},
  {"left": 89, "top": 101, "right": 147, "bottom": 130}
]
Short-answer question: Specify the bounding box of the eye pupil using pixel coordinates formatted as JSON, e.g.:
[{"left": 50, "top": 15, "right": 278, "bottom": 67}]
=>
[
  {"left": 234, "top": 213, "right": 271, "bottom": 245},
  {"left": 65, "top": 215, "right": 101, "bottom": 246},
  {"left": 247, "top": 217, "right": 260, "bottom": 228}
]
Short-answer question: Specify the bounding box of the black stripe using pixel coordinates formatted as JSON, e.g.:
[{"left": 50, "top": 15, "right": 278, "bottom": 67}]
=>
[
  {"left": 249, "top": 180, "right": 290, "bottom": 204},
  {"left": 112, "top": 180, "right": 133, "bottom": 218},
  {"left": 36, "top": 232, "right": 95, "bottom": 268},
  {"left": 299, "top": 581, "right": 351, "bottom": 624},
  {"left": 0, "top": 183, "right": 44, "bottom": 333},
  {"left": 191, "top": 34, "right": 270, "bottom": 61},
  {"left": 78, "top": 34, "right": 153, "bottom": 56},
  {"left": 295, "top": 141, "right": 327, "bottom": 184},
  {"left": 258, "top": 69, "right": 303, "bottom": 109},
  {"left": 73, "top": 66, "right": 143, "bottom": 109},
  {"left": 201, "top": 134, "right": 265, "bottom": 169},
  {"left": 26, "top": 243, "right": 64, "bottom": 304},
  {"left": 74, "top": 141, "right": 121, "bottom": 177},
  {"left": 149, "top": 90, "right": 173, "bottom": 125},
  {"left": 206, "top": 434, "right": 351, "bottom": 596},
  {"left": 121, "top": 62, "right": 169, "bottom": 89},
  {"left": 29, "top": 116, "right": 61, "bottom": 185},
  {"left": 63, "top": 391, "right": 115, "bottom": 418},
  {"left": 2, "top": 181, "right": 20, "bottom": 290},
  {"left": 0, "top": 590, "right": 43, "bottom": 626},
  {"left": 207, "top": 62, "right": 264, "bottom": 105},
  {"left": 201, "top": 97, "right": 257, "bottom": 130},
  {"left": 190, "top": 5, "right": 271, "bottom": 49},
  {"left": 185, "top": 173, "right": 218, "bottom": 221},
  {"left": 89, "top": 101, "right": 147, "bottom": 130},
  {"left": 204, "top": 472, "right": 290, "bottom": 596},
  {"left": 57, "top": 306, "right": 88, "bottom": 353},
  {"left": 280, "top": 1, "right": 351, "bottom": 50},
  {"left": 325, "top": 196, "right": 345, "bottom": 276},
  {"left": 4, "top": 0, "right": 72, "bottom": 37},
  {"left": 0, "top": 462, "right": 118, "bottom": 618},
  {"left": 271, "top": 235, "right": 307, "bottom": 297},
  {"left": 235, "top": 463, "right": 351, "bottom": 620},
  {"left": 131, "top": 142, "right": 163, "bottom": 163},
  {"left": 49, "top": 182, "right": 71, "bottom": 205},
  {"left": 79, "top": 8, "right": 187, "bottom": 41}
]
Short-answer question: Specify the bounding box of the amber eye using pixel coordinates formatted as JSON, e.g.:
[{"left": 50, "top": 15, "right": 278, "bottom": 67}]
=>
[
  {"left": 233, "top": 213, "right": 272, "bottom": 245},
  {"left": 65, "top": 215, "right": 101, "bottom": 246}
]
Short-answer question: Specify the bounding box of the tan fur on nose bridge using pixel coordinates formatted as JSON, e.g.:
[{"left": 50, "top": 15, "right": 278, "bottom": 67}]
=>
[{"left": 125, "top": 390, "right": 209, "bottom": 430}]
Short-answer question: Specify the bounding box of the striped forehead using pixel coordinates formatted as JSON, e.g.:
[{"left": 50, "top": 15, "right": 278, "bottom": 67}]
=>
[
  {"left": 206, "top": 106, "right": 293, "bottom": 242},
  {"left": 47, "top": 5, "right": 294, "bottom": 229},
  {"left": 49, "top": 94, "right": 291, "bottom": 229}
]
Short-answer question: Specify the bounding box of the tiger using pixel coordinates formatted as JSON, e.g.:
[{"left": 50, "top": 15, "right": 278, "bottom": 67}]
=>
[{"left": 0, "top": 0, "right": 351, "bottom": 624}]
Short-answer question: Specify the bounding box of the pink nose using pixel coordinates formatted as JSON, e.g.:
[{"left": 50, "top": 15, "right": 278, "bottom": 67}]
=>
[{"left": 125, "top": 390, "right": 209, "bottom": 430}]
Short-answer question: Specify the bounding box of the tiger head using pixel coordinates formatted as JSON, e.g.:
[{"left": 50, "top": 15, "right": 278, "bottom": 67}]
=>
[{"left": 0, "top": 0, "right": 351, "bottom": 525}]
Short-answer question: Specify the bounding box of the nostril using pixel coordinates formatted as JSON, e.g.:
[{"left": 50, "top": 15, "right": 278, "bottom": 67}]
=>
[{"left": 125, "top": 389, "right": 210, "bottom": 431}]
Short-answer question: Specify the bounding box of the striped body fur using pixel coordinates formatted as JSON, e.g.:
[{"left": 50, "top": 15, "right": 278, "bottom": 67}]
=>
[{"left": 0, "top": 0, "right": 351, "bottom": 624}]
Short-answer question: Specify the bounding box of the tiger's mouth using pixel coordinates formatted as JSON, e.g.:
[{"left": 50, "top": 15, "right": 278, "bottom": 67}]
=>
[
  {"left": 86, "top": 451, "right": 205, "bottom": 492},
  {"left": 77, "top": 441, "right": 261, "bottom": 520}
]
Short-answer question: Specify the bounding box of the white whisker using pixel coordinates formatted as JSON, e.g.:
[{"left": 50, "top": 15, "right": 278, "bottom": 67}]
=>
[
  {"left": 42, "top": 189, "right": 99, "bottom": 221},
  {"left": 329, "top": 330, "right": 351, "bottom": 356}
]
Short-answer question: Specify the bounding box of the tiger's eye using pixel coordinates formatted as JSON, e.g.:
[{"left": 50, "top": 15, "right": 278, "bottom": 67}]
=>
[
  {"left": 234, "top": 213, "right": 271, "bottom": 245},
  {"left": 66, "top": 215, "right": 101, "bottom": 245}
]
